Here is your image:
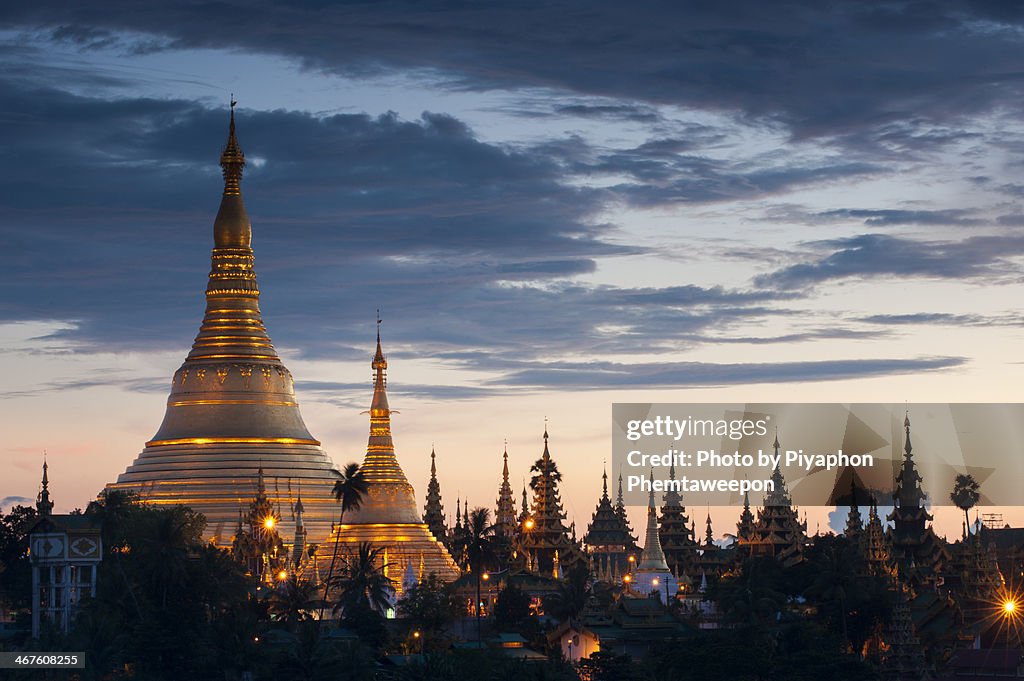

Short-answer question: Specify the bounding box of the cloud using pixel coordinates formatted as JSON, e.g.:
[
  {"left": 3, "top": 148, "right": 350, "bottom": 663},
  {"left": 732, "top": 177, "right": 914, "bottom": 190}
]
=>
[
  {"left": 1, "top": 495, "right": 33, "bottom": 510},
  {"left": 817, "top": 208, "right": 983, "bottom": 226},
  {"left": 756, "top": 233, "right": 1024, "bottom": 289},
  {"left": 487, "top": 356, "right": 966, "bottom": 389},
  {"left": 6, "top": 0, "right": 1024, "bottom": 142}
]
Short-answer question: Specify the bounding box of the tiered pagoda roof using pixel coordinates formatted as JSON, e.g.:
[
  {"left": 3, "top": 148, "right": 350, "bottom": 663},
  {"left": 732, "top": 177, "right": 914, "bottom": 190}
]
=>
[
  {"left": 585, "top": 468, "right": 638, "bottom": 581},
  {"left": 423, "top": 448, "right": 447, "bottom": 545},
  {"left": 742, "top": 433, "right": 807, "bottom": 567},
  {"left": 658, "top": 462, "right": 696, "bottom": 577},
  {"left": 887, "top": 414, "right": 948, "bottom": 588},
  {"left": 495, "top": 446, "right": 518, "bottom": 541},
  {"left": 518, "top": 429, "right": 585, "bottom": 576}
]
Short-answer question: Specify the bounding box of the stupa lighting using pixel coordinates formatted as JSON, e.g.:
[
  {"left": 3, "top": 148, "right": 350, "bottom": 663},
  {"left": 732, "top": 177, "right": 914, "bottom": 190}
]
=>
[
  {"left": 105, "top": 106, "right": 346, "bottom": 546},
  {"left": 1004, "top": 599, "right": 1017, "bottom": 616},
  {"left": 263, "top": 516, "right": 276, "bottom": 530},
  {"left": 524, "top": 518, "right": 535, "bottom": 530}
]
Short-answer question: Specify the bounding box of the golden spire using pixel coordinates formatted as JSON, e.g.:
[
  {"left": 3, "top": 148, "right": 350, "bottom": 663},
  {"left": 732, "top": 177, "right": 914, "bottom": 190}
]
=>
[
  {"left": 359, "top": 317, "right": 413, "bottom": 489},
  {"left": 213, "top": 98, "right": 251, "bottom": 249},
  {"left": 185, "top": 103, "right": 278, "bottom": 363}
]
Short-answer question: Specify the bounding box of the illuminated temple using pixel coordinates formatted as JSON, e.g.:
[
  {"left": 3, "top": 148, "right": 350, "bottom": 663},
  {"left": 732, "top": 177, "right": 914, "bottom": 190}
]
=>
[
  {"left": 314, "top": 327, "right": 460, "bottom": 592},
  {"left": 106, "top": 108, "right": 342, "bottom": 546}
]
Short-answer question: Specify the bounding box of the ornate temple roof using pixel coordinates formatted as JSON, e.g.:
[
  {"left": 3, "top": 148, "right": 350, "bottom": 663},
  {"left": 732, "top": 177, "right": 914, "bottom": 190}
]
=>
[
  {"left": 423, "top": 448, "right": 447, "bottom": 544},
  {"left": 585, "top": 468, "right": 638, "bottom": 549},
  {"left": 519, "top": 428, "right": 585, "bottom": 575},
  {"left": 495, "top": 445, "right": 518, "bottom": 540}
]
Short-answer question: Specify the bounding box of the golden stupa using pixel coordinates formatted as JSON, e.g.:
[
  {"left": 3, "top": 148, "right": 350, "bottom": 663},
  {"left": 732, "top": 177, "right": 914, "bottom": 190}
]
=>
[
  {"left": 316, "top": 326, "right": 460, "bottom": 591},
  {"left": 106, "top": 106, "right": 342, "bottom": 546}
]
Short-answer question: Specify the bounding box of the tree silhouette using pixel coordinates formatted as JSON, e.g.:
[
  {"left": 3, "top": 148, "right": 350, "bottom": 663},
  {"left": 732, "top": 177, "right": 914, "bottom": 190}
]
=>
[
  {"left": 331, "top": 542, "right": 394, "bottom": 616},
  {"left": 455, "top": 507, "right": 497, "bottom": 645},
  {"left": 320, "top": 462, "right": 368, "bottom": 622},
  {"left": 950, "top": 473, "right": 981, "bottom": 539}
]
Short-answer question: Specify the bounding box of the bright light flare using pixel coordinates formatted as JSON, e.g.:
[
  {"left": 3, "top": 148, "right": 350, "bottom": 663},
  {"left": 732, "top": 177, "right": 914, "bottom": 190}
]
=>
[
  {"left": 1004, "top": 599, "right": 1017, "bottom": 615},
  {"left": 264, "top": 516, "right": 276, "bottom": 529}
]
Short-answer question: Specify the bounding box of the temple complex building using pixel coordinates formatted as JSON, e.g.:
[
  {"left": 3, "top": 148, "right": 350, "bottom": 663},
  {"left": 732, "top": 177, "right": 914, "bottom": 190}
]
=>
[
  {"left": 494, "top": 446, "right": 519, "bottom": 542},
  {"left": 887, "top": 414, "right": 948, "bottom": 589},
  {"left": 739, "top": 434, "right": 807, "bottom": 567},
  {"left": 584, "top": 467, "right": 639, "bottom": 582},
  {"left": 517, "top": 429, "right": 586, "bottom": 576},
  {"left": 28, "top": 462, "right": 102, "bottom": 638},
  {"left": 106, "top": 108, "right": 342, "bottom": 546},
  {"left": 658, "top": 462, "right": 697, "bottom": 578},
  {"left": 423, "top": 448, "right": 448, "bottom": 545}
]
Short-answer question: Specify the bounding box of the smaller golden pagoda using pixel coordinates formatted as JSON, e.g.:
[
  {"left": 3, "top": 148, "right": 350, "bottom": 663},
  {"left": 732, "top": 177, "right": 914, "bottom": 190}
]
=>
[{"left": 316, "top": 324, "right": 459, "bottom": 594}]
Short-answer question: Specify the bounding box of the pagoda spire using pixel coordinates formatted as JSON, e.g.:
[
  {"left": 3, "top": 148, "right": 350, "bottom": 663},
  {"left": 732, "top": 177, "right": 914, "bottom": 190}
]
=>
[
  {"left": 292, "top": 487, "right": 306, "bottom": 567},
  {"left": 615, "top": 471, "right": 626, "bottom": 516},
  {"left": 845, "top": 478, "right": 864, "bottom": 540},
  {"left": 495, "top": 443, "right": 517, "bottom": 539},
  {"left": 658, "top": 460, "right": 695, "bottom": 576},
  {"left": 887, "top": 411, "right": 946, "bottom": 585},
  {"left": 36, "top": 456, "right": 53, "bottom": 517},
  {"left": 423, "top": 447, "right": 447, "bottom": 543},
  {"left": 638, "top": 481, "right": 669, "bottom": 569},
  {"left": 358, "top": 318, "right": 413, "bottom": 490},
  {"left": 737, "top": 490, "right": 754, "bottom": 542},
  {"left": 519, "top": 428, "right": 583, "bottom": 574},
  {"left": 182, "top": 102, "right": 282, "bottom": 365},
  {"left": 585, "top": 461, "right": 639, "bottom": 580}
]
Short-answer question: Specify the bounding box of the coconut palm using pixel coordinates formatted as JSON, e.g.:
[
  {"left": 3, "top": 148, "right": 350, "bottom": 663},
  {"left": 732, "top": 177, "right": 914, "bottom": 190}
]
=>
[
  {"left": 455, "top": 507, "right": 497, "bottom": 645},
  {"left": 319, "top": 462, "right": 368, "bottom": 621},
  {"left": 950, "top": 473, "right": 981, "bottom": 539},
  {"left": 331, "top": 542, "right": 394, "bottom": 616},
  {"left": 270, "top": 574, "right": 321, "bottom": 628}
]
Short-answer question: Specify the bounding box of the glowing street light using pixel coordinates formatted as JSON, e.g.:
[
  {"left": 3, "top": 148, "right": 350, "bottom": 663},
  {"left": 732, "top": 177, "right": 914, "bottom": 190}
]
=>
[
  {"left": 482, "top": 572, "right": 490, "bottom": 581},
  {"left": 623, "top": 574, "right": 632, "bottom": 583}
]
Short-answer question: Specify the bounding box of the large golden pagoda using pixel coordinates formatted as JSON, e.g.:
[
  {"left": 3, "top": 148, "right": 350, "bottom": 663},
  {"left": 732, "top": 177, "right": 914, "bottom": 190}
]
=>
[
  {"left": 316, "top": 326, "right": 460, "bottom": 592},
  {"left": 106, "top": 107, "right": 342, "bottom": 546}
]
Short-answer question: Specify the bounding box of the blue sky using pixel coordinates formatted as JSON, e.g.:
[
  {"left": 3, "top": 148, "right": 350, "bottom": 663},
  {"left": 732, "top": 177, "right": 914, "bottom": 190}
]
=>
[{"left": 2, "top": 1, "right": 1024, "bottom": 536}]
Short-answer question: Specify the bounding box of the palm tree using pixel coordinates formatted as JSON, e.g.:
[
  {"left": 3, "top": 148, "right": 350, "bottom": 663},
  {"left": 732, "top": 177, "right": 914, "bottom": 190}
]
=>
[
  {"left": 545, "top": 562, "right": 590, "bottom": 623},
  {"left": 950, "top": 473, "right": 981, "bottom": 539},
  {"left": 455, "top": 507, "right": 496, "bottom": 646},
  {"left": 270, "top": 574, "right": 321, "bottom": 628},
  {"left": 331, "top": 542, "right": 394, "bottom": 616},
  {"left": 529, "top": 457, "right": 561, "bottom": 491},
  {"left": 319, "top": 462, "right": 368, "bottom": 622}
]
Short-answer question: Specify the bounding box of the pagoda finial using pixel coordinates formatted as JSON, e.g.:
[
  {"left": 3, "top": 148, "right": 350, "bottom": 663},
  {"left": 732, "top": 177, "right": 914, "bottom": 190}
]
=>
[
  {"left": 220, "top": 97, "right": 245, "bottom": 197},
  {"left": 615, "top": 471, "right": 625, "bottom": 513},
  {"left": 602, "top": 462, "right": 609, "bottom": 499},
  {"left": 904, "top": 409, "right": 913, "bottom": 457},
  {"left": 502, "top": 445, "right": 510, "bottom": 481},
  {"left": 370, "top": 316, "right": 390, "bottom": 415},
  {"left": 431, "top": 446, "right": 436, "bottom": 474},
  {"left": 212, "top": 101, "right": 251, "bottom": 249},
  {"left": 36, "top": 454, "right": 54, "bottom": 517}
]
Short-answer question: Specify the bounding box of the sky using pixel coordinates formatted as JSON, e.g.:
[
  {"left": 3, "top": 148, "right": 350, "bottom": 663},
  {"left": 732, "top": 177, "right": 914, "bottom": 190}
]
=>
[{"left": 3, "top": 0, "right": 1024, "bottom": 540}]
